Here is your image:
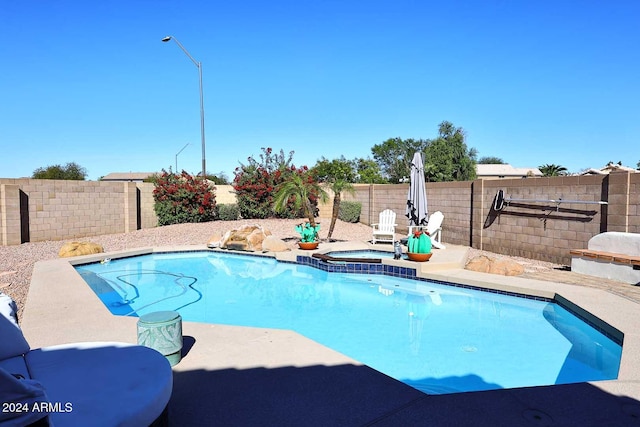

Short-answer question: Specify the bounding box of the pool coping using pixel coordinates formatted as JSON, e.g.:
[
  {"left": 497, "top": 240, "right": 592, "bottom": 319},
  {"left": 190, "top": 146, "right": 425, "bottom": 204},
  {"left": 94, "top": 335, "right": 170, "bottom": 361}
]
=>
[{"left": 20, "top": 242, "right": 640, "bottom": 426}]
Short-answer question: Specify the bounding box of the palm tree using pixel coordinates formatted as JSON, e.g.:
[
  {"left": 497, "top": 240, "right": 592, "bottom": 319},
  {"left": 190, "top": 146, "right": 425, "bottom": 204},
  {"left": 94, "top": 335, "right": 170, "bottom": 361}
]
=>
[
  {"left": 538, "top": 164, "right": 568, "bottom": 177},
  {"left": 325, "top": 179, "right": 355, "bottom": 240},
  {"left": 273, "top": 171, "right": 329, "bottom": 230}
]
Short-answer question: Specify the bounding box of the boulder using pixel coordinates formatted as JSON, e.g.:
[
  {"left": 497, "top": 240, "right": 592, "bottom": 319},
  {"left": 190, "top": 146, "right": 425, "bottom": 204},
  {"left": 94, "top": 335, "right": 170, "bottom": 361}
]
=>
[
  {"left": 220, "top": 224, "right": 272, "bottom": 252},
  {"left": 207, "top": 231, "right": 224, "bottom": 248},
  {"left": 465, "top": 255, "right": 524, "bottom": 276},
  {"left": 488, "top": 258, "right": 524, "bottom": 276},
  {"left": 465, "top": 255, "right": 492, "bottom": 273},
  {"left": 262, "top": 235, "right": 290, "bottom": 252},
  {"left": 59, "top": 242, "right": 104, "bottom": 258}
]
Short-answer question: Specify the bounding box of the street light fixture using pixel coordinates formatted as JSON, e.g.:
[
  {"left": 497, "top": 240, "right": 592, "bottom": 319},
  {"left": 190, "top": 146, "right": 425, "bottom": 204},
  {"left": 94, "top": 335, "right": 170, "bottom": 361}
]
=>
[
  {"left": 162, "top": 35, "right": 207, "bottom": 179},
  {"left": 175, "top": 142, "right": 190, "bottom": 172}
]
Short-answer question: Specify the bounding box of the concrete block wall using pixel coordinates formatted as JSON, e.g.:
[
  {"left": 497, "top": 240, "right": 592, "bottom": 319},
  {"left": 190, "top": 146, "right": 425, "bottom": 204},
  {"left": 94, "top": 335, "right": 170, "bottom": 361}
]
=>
[
  {"left": 137, "top": 183, "right": 158, "bottom": 229},
  {"left": 2, "top": 174, "right": 638, "bottom": 265},
  {"left": 344, "top": 184, "right": 372, "bottom": 225},
  {"left": 608, "top": 171, "right": 640, "bottom": 233},
  {"left": 215, "top": 185, "right": 237, "bottom": 205},
  {"left": 135, "top": 183, "right": 238, "bottom": 229},
  {"left": 349, "top": 173, "right": 638, "bottom": 265},
  {"left": 474, "top": 175, "right": 607, "bottom": 265},
  {"left": 0, "top": 179, "right": 135, "bottom": 243},
  {"left": 629, "top": 173, "right": 640, "bottom": 233},
  {"left": 0, "top": 184, "right": 21, "bottom": 245},
  {"left": 346, "top": 184, "right": 411, "bottom": 230},
  {"left": 427, "top": 181, "right": 473, "bottom": 246},
  {"left": 350, "top": 182, "right": 473, "bottom": 244},
  {"left": 0, "top": 180, "right": 284, "bottom": 245}
]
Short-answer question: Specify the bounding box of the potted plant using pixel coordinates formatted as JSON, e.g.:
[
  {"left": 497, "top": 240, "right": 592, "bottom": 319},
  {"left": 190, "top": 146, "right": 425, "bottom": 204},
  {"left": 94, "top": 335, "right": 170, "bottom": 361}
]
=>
[
  {"left": 273, "top": 171, "right": 329, "bottom": 250},
  {"left": 295, "top": 222, "right": 321, "bottom": 249},
  {"left": 407, "top": 229, "right": 432, "bottom": 261}
]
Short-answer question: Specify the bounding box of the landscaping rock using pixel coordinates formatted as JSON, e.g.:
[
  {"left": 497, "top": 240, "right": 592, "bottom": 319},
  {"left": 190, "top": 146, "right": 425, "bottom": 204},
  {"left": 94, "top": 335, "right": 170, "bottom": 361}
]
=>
[
  {"left": 220, "top": 224, "right": 272, "bottom": 252},
  {"left": 59, "top": 242, "right": 104, "bottom": 258},
  {"left": 465, "top": 255, "right": 492, "bottom": 273},
  {"left": 207, "top": 231, "right": 224, "bottom": 248},
  {"left": 262, "top": 235, "right": 290, "bottom": 252},
  {"left": 488, "top": 258, "right": 525, "bottom": 276},
  {"left": 465, "top": 255, "right": 524, "bottom": 276}
]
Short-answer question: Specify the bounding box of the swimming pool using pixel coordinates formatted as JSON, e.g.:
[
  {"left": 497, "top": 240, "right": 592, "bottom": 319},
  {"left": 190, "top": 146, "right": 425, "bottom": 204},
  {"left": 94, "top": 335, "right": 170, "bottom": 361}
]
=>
[{"left": 75, "top": 251, "right": 622, "bottom": 395}]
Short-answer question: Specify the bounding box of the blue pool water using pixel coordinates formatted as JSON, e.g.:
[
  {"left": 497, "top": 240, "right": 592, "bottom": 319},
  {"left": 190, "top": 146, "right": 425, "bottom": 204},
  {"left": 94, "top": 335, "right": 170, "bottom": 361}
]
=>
[{"left": 76, "top": 251, "right": 622, "bottom": 395}]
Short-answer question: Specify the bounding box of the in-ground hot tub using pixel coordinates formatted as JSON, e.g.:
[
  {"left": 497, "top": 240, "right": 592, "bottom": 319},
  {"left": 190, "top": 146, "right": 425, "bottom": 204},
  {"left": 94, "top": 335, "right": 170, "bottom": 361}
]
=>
[{"left": 313, "top": 249, "right": 399, "bottom": 263}]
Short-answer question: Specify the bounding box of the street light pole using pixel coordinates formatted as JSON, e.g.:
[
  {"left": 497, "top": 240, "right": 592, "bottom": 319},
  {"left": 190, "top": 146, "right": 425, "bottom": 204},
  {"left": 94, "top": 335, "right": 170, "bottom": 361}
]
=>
[
  {"left": 175, "top": 142, "right": 190, "bottom": 172},
  {"left": 162, "top": 36, "right": 207, "bottom": 179}
]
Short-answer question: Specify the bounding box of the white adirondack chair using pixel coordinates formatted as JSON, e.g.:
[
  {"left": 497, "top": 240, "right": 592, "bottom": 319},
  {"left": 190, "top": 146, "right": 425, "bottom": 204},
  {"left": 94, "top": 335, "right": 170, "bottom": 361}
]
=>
[
  {"left": 372, "top": 209, "right": 397, "bottom": 244},
  {"left": 408, "top": 210, "right": 445, "bottom": 249},
  {"left": 427, "top": 211, "right": 445, "bottom": 249}
]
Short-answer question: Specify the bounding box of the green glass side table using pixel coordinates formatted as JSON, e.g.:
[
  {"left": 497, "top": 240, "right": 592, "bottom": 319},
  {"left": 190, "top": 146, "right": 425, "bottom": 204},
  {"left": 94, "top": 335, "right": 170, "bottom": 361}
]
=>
[{"left": 137, "top": 310, "right": 183, "bottom": 366}]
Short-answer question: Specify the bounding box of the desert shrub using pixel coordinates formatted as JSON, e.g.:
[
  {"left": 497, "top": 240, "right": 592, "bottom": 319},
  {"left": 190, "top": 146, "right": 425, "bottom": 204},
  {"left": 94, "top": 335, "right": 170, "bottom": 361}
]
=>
[
  {"left": 217, "top": 203, "right": 240, "bottom": 221},
  {"left": 153, "top": 170, "right": 216, "bottom": 226},
  {"left": 338, "top": 201, "right": 361, "bottom": 223}
]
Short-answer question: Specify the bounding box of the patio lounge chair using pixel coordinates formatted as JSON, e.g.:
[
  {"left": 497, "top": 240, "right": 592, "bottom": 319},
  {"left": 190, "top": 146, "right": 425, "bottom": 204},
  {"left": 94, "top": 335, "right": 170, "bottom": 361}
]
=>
[
  {"left": 408, "top": 210, "right": 445, "bottom": 249},
  {"left": 372, "top": 209, "right": 397, "bottom": 244},
  {"left": 427, "top": 211, "right": 445, "bottom": 249},
  {"left": 0, "top": 293, "right": 173, "bottom": 427}
]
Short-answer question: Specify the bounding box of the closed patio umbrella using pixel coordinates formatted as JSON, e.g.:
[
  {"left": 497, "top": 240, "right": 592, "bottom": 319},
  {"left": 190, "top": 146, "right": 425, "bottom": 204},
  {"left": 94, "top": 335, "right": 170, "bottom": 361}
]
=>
[{"left": 405, "top": 152, "right": 428, "bottom": 229}]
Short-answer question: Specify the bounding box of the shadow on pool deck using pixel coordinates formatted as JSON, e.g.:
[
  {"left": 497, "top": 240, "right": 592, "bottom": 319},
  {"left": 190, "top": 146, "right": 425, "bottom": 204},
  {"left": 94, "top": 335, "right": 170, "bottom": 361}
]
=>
[{"left": 169, "top": 361, "right": 640, "bottom": 427}]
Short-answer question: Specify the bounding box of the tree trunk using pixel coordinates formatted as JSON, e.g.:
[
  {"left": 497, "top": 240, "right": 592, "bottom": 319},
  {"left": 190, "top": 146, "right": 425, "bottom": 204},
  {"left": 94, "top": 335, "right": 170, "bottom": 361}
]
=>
[
  {"left": 327, "top": 193, "right": 341, "bottom": 240},
  {"left": 304, "top": 199, "right": 316, "bottom": 228}
]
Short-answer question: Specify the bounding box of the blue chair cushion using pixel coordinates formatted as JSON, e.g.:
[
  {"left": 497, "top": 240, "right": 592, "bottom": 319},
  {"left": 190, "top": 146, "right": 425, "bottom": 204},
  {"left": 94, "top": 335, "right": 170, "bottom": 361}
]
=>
[
  {"left": 25, "top": 342, "right": 173, "bottom": 427},
  {"left": 0, "top": 294, "right": 30, "bottom": 360}
]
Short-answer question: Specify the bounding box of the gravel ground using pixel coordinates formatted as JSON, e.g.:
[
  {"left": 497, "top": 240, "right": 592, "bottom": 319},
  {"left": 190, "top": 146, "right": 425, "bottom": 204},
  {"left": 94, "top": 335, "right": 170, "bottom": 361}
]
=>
[{"left": 0, "top": 218, "right": 565, "bottom": 319}]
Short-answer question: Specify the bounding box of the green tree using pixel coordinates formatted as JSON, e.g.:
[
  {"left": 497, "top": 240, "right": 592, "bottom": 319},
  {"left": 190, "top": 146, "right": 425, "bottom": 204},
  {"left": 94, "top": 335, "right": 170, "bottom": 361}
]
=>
[
  {"left": 351, "top": 158, "right": 387, "bottom": 183},
  {"left": 273, "top": 171, "right": 329, "bottom": 228},
  {"left": 423, "top": 121, "right": 477, "bottom": 182},
  {"left": 636, "top": 160, "right": 640, "bottom": 170},
  {"left": 371, "top": 138, "right": 429, "bottom": 183},
  {"left": 205, "top": 171, "right": 230, "bottom": 185},
  {"left": 478, "top": 156, "right": 505, "bottom": 164},
  {"left": 312, "top": 156, "right": 356, "bottom": 183},
  {"left": 311, "top": 156, "right": 356, "bottom": 240},
  {"left": 32, "top": 162, "right": 87, "bottom": 180},
  {"left": 538, "top": 164, "right": 568, "bottom": 177}
]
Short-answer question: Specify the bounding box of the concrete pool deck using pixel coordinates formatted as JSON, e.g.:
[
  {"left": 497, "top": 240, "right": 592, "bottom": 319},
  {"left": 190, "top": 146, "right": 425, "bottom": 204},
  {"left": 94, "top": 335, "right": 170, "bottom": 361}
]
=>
[{"left": 20, "top": 242, "right": 640, "bottom": 426}]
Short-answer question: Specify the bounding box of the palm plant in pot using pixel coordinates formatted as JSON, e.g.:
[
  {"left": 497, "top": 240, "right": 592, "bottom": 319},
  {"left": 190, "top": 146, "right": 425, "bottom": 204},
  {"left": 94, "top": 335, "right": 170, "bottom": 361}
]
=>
[{"left": 273, "top": 170, "right": 329, "bottom": 249}]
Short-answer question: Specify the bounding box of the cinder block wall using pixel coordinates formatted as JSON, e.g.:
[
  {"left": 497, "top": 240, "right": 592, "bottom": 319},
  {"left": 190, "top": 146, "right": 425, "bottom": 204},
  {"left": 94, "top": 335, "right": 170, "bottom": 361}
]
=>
[
  {"left": 608, "top": 172, "right": 640, "bottom": 233},
  {"left": 629, "top": 173, "right": 640, "bottom": 233},
  {"left": 473, "top": 175, "right": 607, "bottom": 265},
  {"left": 343, "top": 184, "right": 372, "bottom": 225},
  {"left": 136, "top": 183, "right": 238, "bottom": 229},
  {"left": 2, "top": 174, "right": 638, "bottom": 266},
  {"left": 137, "top": 183, "right": 157, "bottom": 229},
  {"left": 215, "top": 185, "right": 237, "bottom": 205},
  {"left": 349, "top": 172, "right": 637, "bottom": 265},
  {"left": 0, "top": 184, "right": 21, "bottom": 245},
  {"left": 0, "top": 179, "right": 137, "bottom": 243},
  {"left": 427, "top": 180, "right": 473, "bottom": 246},
  {"left": 350, "top": 182, "right": 473, "bottom": 244}
]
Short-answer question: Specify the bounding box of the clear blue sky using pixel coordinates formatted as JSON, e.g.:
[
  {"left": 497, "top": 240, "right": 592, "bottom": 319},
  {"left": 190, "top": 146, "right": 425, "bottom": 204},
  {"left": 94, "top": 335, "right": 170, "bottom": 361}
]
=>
[{"left": 1, "top": 1, "right": 638, "bottom": 180}]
